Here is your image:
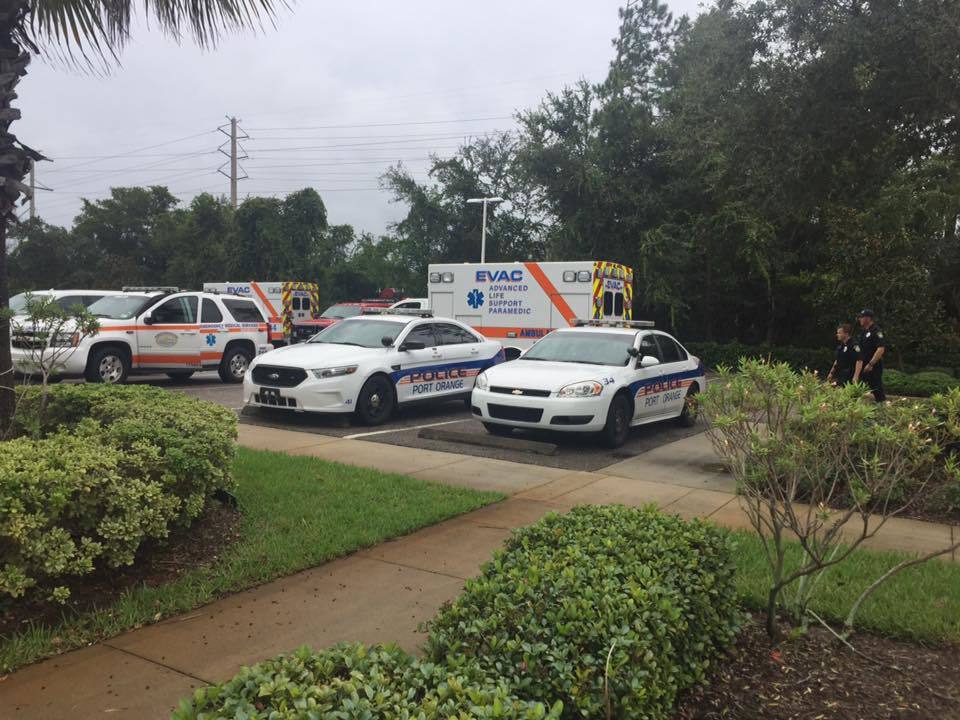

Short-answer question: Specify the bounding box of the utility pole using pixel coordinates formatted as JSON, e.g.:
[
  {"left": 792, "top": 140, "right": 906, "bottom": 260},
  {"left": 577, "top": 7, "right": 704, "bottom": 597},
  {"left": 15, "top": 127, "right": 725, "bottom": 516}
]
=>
[
  {"left": 28, "top": 160, "right": 35, "bottom": 219},
  {"left": 466, "top": 197, "right": 504, "bottom": 262},
  {"left": 218, "top": 116, "right": 248, "bottom": 208}
]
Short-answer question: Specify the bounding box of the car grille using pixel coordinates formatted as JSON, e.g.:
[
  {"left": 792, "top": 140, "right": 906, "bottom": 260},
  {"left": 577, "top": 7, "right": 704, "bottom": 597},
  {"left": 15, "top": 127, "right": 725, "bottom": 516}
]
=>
[
  {"left": 490, "top": 386, "right": 552, "bottom": 398},
  {"left": 251, "top": 365, "right": 307, "bottom": 388},
  {"left": 488, "top": 403, "right": 544, "bottom": 423}
]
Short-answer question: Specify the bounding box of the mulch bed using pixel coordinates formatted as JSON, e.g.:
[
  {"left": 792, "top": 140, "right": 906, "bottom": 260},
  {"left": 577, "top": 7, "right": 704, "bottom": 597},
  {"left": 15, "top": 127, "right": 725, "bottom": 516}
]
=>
[
  {"left": 675, "top": 617, "right": 960, "bottom": 720},
  {"left": 0, "top": 503, "right": 242, "bottom": 638}
]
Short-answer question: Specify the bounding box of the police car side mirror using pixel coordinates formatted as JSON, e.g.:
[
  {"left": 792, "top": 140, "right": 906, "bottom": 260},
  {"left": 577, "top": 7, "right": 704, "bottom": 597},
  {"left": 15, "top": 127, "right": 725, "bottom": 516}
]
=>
[
  {"left": 627, "top": 347, "right": 640, "bottom": 358},
  {"left": 399, "top": 340, "right": 426, "bottom": 352},
  {"left": 143, "top": 315, "right": 154, "bottom": 326},
  {"left": 381, "top": 336, "right": 394, "bottom": 347},
  {"left": 639, "top": 355, "right": 660, "bottom": 368}
]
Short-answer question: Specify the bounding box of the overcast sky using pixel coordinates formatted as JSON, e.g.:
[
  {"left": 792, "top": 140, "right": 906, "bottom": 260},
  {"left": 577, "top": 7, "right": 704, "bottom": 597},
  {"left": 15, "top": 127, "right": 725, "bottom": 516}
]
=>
[{"left": 19, "top": 0, "right": 700, "bottom": 236}]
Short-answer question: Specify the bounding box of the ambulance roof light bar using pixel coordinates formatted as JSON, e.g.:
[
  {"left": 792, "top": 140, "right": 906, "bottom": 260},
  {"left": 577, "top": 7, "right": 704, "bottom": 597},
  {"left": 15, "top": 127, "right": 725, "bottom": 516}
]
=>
[
  {"left": 575, "top": 319, "right": 655, "bottom": 329},
  {"left": 361, "top": 308, "right": 434, "bottom": 318},
  {"left": 121, "top": 286, "right": 180, "bottom": 294}
]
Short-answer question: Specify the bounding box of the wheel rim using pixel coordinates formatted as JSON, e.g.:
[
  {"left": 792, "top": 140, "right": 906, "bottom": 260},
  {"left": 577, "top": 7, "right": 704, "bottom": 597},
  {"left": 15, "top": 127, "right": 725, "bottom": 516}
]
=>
[
  {"left": 366, "top": 381, "right": 390, "bottom": 418},
  {"left": 98, "top": 355, "right": 123, "bottom": 383},
  {"left": 229, "top": 353, "right": 249, "bottom": 378},
  {"left": 614, "top": 402, "right": 628, "bottom": 437},
  {"left": 683, "top": 392, "right": 698, "bottom": 420}
]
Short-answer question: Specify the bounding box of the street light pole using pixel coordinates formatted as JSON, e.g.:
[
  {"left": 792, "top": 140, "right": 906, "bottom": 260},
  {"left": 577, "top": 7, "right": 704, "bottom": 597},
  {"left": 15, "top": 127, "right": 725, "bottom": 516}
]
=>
[{"left": 466, "top": 196, "right": 504, "bottom": 262}]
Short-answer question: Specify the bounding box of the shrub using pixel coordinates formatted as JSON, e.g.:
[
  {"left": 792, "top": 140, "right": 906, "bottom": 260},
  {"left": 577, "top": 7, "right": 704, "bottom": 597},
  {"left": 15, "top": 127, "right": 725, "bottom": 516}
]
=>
[
  {"left": 1, "top": 384, "right": 237, "bottom": 603},
  {"left": 172, "top": 642, "right": 562, "bottom": 720},
  {"left": 685, "top": 341, "right": 834, "bottom": 375},
  {"left": 884, "top": 369, "right": 960, "bottom": 397},
  {"left": 425, "top": 505, "right": 739, "bottom": 720}
]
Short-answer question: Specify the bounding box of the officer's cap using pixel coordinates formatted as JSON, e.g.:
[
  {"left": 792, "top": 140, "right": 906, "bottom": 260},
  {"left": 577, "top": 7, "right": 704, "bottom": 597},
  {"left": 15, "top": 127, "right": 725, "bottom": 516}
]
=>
[{"left": 858, "top": 309, "right": 876, "bottom": 318}]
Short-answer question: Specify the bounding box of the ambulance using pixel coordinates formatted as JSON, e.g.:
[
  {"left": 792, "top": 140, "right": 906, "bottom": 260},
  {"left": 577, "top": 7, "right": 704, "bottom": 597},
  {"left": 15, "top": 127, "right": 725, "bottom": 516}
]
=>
[
  {"left": 427, "top": 261, "right": 633, "bottom": 359},
  {"left": 202, "top": 281, "right": 319, "bottom": 346}
]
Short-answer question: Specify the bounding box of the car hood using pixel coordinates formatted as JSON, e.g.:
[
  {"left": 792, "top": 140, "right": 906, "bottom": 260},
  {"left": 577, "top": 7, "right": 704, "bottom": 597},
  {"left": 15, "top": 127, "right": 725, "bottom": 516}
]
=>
[
  {"left": 254, "top": 342, "right": 386, "bottom": 368},
  {"left": 482, "top": 359, "right": 618, "bottom": 391}
]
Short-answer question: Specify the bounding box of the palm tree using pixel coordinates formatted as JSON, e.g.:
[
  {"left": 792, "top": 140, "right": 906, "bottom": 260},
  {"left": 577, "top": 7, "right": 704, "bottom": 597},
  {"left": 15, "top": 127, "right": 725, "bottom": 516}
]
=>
[{"left": 0, "top": 1, "right": 286, "bottom": 429}]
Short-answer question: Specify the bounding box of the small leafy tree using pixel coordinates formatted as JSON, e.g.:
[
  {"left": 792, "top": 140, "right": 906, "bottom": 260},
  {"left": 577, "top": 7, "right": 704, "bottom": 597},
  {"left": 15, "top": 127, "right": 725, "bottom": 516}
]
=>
[
  {"left": 12, "top": 294, "right": 98, "bottom": 422},
  {"left": 700, "top": 359, "right": 960, "bottom": 640}
]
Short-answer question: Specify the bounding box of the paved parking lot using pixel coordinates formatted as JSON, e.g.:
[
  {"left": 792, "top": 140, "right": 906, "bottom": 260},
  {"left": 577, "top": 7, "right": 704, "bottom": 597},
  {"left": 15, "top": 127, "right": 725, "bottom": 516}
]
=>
[{"left": 152, "top": 371, "right": 705, "bottom": 472}]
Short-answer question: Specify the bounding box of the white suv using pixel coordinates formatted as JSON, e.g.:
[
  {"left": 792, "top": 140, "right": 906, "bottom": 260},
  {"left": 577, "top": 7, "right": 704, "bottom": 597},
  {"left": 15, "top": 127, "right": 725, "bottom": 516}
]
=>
[{"left": 11, "top": 290, "right": 271, "bottom": 384}]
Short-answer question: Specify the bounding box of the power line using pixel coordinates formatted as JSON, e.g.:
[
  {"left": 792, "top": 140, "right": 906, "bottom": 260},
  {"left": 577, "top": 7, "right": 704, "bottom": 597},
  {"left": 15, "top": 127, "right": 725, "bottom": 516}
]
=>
[
  {"left": 49, "top": 130, "right": 218, "bottom": 170},
  {"left": 246, "top": 115, "right": 513, "bottom": 132}
]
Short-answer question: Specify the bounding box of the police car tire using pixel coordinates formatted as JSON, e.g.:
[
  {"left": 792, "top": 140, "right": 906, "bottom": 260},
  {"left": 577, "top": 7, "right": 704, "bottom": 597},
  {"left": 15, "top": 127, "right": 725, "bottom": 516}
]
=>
[
  {"left": 482, "top": 422, "right": 514, "bottom": 437},
  {"left": 219, "top": 346, "right": 252, "bottom": 383},
  {"left": 85, "top": 347, "right": 130, "bottom": 384},
  {"left": 601, "top": 394, "right": 631, "bottom": 448},
  {"left": 677, "top": 387, "right": 699, "bottom": 428},
  {"left": 356, "top": 375, "right": 395, "bottom": 426}
]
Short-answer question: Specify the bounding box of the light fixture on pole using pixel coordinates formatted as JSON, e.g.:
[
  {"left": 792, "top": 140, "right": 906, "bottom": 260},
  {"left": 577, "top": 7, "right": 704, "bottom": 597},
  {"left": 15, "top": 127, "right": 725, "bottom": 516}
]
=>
[{"left": 466, "top": 196, "right": 504, "bottom": 262}]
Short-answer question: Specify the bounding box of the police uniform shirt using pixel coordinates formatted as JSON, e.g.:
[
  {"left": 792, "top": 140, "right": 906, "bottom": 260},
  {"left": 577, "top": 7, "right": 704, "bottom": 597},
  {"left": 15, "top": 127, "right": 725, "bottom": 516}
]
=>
[
  {"left": 859, "top": 324, "right": 887, "bottom": 370},
  {"left": 835, "top": 338, "right": 860, "bottom": 379}
]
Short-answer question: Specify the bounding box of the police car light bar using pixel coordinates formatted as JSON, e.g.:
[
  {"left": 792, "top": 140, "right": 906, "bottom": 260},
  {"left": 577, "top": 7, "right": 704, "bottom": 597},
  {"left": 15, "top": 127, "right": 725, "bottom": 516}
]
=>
[
  {"left": 361, "top": 308, "right": 434, "bottom": 318},
  {"left": 575, "top": 319, "right": 655, "bottom": 329},
  {"left": 121, "top": 286, "right": 180, "bottom": 293}
]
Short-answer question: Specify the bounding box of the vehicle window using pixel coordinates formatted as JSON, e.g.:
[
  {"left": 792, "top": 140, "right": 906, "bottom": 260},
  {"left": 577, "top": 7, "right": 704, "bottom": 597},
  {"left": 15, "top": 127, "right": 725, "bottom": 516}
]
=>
[
  {"left": 614, "top": 293, "right": 624, "bottom": 317},
  {"left": 55, "top": 295, "right": 87, "bottom": 311},
  {"left": 523, "top": 331, "right": 633, "bottom": 366},
  {"left": 291, "top": 297, "right": 302, "bottom": 311},
  {"left": 436, "top": 323, "right": 477, "bottom": 345},
  {"left": 151, "top": 296, "right": 197, "bottom": 324},
  {"left": 321, "top": 304, "right": 362, "bottom": 319},
  {"left": 395, "top": 301, "right": 421, "bottom": 309},
  {"left": 82, "top": 295, "right": 105, "bottom": 307},
  {"left": 201, "top": 298, "right": 223, "bottom": 323},
  {"left": 309, "top": 318, "right": 408, "bottom": 348},
  {"left": 405, "top": 324, "right": 438, "bottom": 347},
  {"left": 656, "top": 335, "right": 683, "bottom": 364},
  {"left": 88, "top": 294, "right": 155, "bottom": 320},
  {"left": 603, "top": 291, "right": 614, "bottom": 316},
  {"left": 223, "top": 298, "right": 265, "bottom": 323},
  {"left": 9, "top": 293, "right": 30, "bottom": 313},
  {"left": 638, "top": 334, "right": 661, "bottom": 361}
]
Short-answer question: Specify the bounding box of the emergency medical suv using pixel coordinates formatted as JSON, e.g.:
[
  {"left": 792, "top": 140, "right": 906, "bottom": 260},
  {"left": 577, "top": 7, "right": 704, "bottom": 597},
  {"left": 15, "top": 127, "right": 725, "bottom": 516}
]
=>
[
  {"left": 11, "top": 290, "right": 271, "bottom": 384},
  {"left": 471, "top": 321, "right": 705, "bottom": 448},
  {"left": 244, "top": 311, "right": 504, "bottom": 425}
]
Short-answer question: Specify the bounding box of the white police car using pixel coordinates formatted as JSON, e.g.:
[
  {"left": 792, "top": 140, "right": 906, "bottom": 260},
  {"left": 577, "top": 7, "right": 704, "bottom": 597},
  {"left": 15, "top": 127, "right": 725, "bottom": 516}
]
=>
[
  {"left": 471, "top": 321, "right": 705, "bottom": 447},
  {"left": 244, "top": 311, "right": 504, "bottom": 425}
]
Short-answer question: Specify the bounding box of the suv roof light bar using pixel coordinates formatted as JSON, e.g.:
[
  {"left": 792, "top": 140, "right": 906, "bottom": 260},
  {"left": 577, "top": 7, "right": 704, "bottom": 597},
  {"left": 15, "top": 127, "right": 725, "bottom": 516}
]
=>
[
  {"left": 121, "top": 286, "right": 180, "bottom": 293},
  {"left": 574, "top": 319, "right": 655, "bottom": 328},
  {"left": 361, "top": 308, "right": 434, "bottom": 318}
]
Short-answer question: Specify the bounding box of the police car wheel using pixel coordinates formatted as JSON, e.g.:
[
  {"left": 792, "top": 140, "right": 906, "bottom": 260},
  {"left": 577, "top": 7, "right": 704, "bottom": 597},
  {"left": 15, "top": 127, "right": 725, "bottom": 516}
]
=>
[
  {"left": 601, "top": 394, "right": 631, "bottom": 448},
  {"left": 482, "top": 422, "right": 514, "bottom": 437},
  {"left": 356, "top": 375, "right": 395, "bottom": 426},
  {"left": 677, "top": 387, "right": 699, "bottom": 428},
  {"left": 219, "top": 346, "right": 251, "bottom": 383},
  {"left": 85, "top": 347, "right": 129, "bottom": 384}
]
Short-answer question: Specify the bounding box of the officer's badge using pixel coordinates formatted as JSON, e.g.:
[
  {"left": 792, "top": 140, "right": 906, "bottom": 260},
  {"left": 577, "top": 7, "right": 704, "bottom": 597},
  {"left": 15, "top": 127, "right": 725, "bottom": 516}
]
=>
[{"left": 866, "top": 332, "right": 871, "bottom": 337}]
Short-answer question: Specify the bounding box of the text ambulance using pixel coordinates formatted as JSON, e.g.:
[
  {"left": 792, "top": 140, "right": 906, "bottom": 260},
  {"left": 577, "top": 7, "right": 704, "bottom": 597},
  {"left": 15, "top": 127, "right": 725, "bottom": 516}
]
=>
[
  {"left": 203, "top": 281, "right": 319, "bottom": 345},
  {"left": 11, "top": 290, "right": 271, "bottom": 384},
  {"left": 427, "top": 261, "right": 633, "bottom": 358}
]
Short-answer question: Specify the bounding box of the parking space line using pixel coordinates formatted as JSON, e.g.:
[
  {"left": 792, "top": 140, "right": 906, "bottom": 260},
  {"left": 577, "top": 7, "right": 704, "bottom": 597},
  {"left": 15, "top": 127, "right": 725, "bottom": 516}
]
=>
[{"left": 343, "top": 419, "right": 471, "bottom": 440}]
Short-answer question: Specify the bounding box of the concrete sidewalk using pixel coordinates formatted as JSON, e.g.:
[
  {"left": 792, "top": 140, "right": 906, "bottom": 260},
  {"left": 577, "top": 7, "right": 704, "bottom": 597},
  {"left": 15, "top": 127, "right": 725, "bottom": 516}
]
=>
[{"left": 4, "top": 428, "right": 957, "bottom": 719}]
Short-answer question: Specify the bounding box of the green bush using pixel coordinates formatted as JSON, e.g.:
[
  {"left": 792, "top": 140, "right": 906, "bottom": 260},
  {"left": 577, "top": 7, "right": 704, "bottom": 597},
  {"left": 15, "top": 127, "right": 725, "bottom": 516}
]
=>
[
  {"left": 685, "top": 341, "right": 834, "bottom": 375},
  {"left": 426, "top": 505, "right": 739, "bottom": 720},
  {"left": 172, "top": 643, "right": 562, "bottom": 720},
  {"left": 1, "top": 384, "right": 237, "bottom": 603},
  {"left": 884, "top": 369, "right": 960, "bottom": 397}
]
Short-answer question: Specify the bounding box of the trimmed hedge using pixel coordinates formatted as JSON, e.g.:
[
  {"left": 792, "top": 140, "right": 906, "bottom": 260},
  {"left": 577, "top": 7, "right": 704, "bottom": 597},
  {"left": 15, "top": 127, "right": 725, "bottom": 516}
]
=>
[
  {"left": 685, "top": 341, "right": 834, "bottom": 375},
  {"left": 172, "top": 643, "right": 562, "bottom": 720},
  {"left": 426, "top": 505, "right": 740, "bottom": 720},
  {"left": 1, "top": 384, "right": 237, "bottom": 603},
  {"left": 884, "top": 369, "right": 960, "bottom": 398}
]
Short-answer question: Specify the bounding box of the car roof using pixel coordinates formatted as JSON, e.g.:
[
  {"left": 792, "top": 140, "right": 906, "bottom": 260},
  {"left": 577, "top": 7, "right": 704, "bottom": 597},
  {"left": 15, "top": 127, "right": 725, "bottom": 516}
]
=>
[
  {"left": 554, "top": 325, "right": 641, "bottom": 336},
  {"left": 346, "top": 314, "right": 414, "bottom": 324}
]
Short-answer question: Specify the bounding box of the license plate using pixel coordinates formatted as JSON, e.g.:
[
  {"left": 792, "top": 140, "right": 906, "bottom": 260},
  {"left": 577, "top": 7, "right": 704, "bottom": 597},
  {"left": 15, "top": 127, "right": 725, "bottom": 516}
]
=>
[{"left": 259, "top": 388, "right": 282, "bottom": 405}]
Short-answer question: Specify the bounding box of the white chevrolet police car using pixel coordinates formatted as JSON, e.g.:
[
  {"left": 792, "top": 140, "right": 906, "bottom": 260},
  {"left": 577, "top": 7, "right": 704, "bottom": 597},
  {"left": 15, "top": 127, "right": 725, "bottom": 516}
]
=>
[
  {"left": 243, "top": 311, "right": 505, "bottom": 425},
  {"left": 471, "top": 321, "right": 705, "bottom": 447}
]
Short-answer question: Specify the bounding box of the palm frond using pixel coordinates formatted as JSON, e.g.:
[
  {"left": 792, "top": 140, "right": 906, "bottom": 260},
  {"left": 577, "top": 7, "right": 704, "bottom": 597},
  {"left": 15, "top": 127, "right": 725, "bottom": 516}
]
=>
[{"left": 17, "top": 0, "right": 288, "bottom": 67}]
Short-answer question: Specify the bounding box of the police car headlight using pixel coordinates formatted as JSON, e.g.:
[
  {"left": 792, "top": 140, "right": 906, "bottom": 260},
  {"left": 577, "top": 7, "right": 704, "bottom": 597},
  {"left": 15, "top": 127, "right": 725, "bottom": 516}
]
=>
[
  {"left": 475, "top": 372, "right": 489, "bottom": 390},
  {"left": 311, "top": 365, "right": 358, "bottom": 380},
  {"left": 49, "top": 332, "right": 78, "bottom": 348},
  {"left": 558, "top": 381, "right": 603, "bottom": 398}
]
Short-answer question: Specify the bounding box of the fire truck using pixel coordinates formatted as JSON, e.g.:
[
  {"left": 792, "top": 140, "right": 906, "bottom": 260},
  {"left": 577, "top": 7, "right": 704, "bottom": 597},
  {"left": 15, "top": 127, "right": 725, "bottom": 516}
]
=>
[
  {"left": 427, "top": 261, "right": 633, "bottom": 359},
  {"left": 202, "top": 281, "right": 319, "bottom": 346}
]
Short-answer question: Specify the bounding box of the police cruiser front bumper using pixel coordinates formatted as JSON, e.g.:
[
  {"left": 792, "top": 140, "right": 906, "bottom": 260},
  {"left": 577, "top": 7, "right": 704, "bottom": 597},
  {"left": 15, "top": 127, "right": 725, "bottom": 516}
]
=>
[
  {"left": 471, "top": 387, "right": 610, "bottom": 432},
  {"left": 243, "top": 365, "right": 367, "bottom": 414}
]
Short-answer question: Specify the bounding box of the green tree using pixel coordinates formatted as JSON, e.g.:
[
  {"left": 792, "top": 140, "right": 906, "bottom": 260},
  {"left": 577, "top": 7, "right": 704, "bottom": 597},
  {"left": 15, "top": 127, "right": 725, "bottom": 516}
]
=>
[
  {"left": 7, "top": 219, "right": 99, "bottom": 292},
  {"left": 0, "top": 0, "right": 286, "bottom": 429},
  {"left": 162, "top": 193, "right": 235, "bottom": 290}
]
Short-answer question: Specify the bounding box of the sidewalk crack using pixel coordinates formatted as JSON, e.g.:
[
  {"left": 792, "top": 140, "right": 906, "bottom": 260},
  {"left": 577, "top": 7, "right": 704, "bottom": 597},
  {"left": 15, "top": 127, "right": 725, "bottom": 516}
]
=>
[{"left": 102, "top": 643, "right": 215, "bottom": 686}]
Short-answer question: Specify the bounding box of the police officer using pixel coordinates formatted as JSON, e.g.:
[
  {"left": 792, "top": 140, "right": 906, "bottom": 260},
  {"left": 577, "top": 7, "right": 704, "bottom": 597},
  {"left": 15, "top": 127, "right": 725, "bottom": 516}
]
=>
[
  {"left": 857, "top": 309, "right": 887, "bottom": 401},
  {"left": 827, "top": 323, "right": 863, "bottom": 386}
]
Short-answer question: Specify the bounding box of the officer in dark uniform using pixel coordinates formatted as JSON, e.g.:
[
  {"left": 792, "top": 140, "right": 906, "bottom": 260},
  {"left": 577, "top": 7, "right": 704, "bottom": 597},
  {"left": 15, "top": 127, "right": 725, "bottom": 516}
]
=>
[
  {"left": 827, "top": 323, "right": 862, "bottom": 386},
  {"left": 857, "top": 309, "right": 887, "bottom": 401}
]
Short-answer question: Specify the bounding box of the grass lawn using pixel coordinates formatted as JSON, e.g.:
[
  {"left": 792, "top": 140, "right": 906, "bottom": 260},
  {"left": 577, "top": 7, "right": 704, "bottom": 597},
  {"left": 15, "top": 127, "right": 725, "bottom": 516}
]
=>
[
  {"left": 729, "top": 529, "right": 960, "bottom": 644},
  {"left": 0, "top": 447, "right": 502, "bottom": 673}
]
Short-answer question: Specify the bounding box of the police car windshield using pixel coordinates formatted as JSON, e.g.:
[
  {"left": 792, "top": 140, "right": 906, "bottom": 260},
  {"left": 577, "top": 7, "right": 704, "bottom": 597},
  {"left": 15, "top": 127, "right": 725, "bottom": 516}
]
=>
[
  {"left": 87, "top": 295, "right": 154, "bottom": 320},
  {"left": 309, "top": 318, "right": 403, "bottom": 348},
  {"left": 321, "top": 304, "right": 362, "bottom": 319},
  {"left": 9, "top": 293, "right": 33, "bottom": 313},
  {"left": 523, "top": 331, "right": 633, "bottom": 366}
]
